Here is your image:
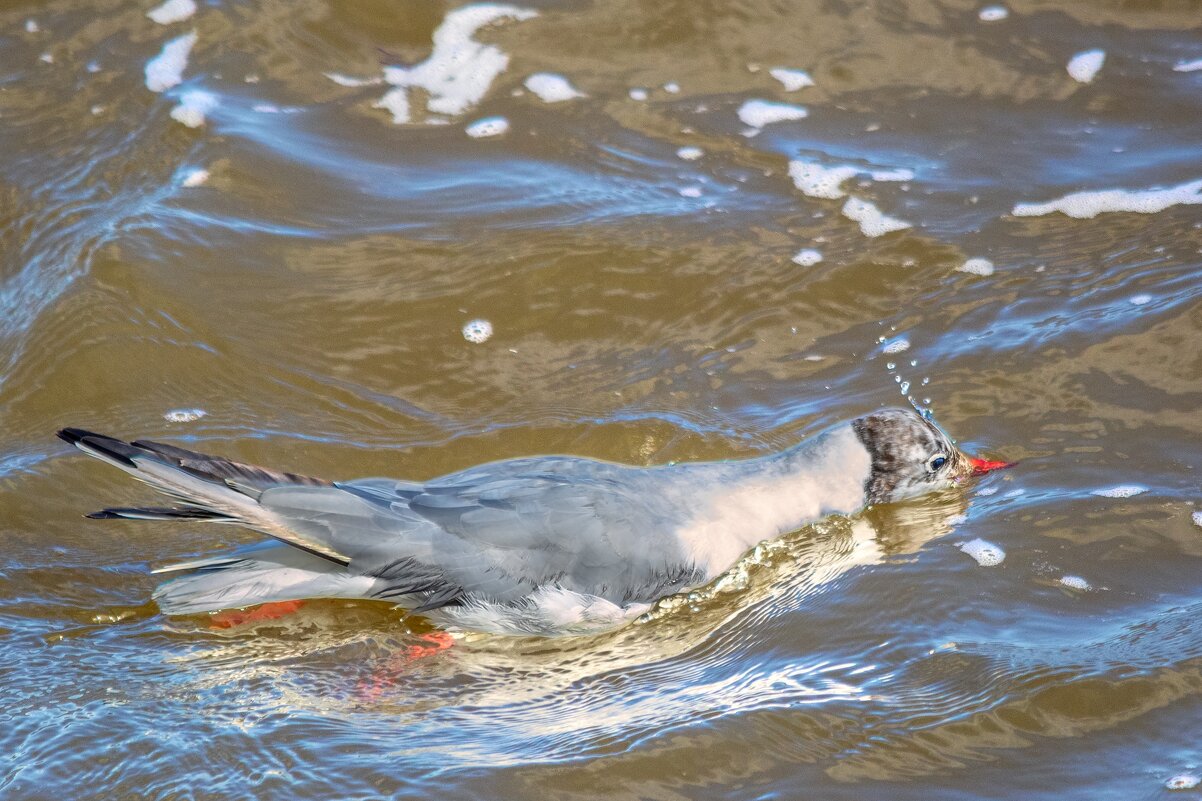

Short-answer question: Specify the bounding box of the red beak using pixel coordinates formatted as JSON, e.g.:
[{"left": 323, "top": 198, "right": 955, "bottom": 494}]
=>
[{"left": 968, "top": 456, "right": 1015, "bottom": 476}]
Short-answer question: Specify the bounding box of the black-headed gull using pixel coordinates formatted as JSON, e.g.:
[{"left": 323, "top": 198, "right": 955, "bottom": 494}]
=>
[{"left": 58, "top": 408, "right": 1010, "bottom": 636}]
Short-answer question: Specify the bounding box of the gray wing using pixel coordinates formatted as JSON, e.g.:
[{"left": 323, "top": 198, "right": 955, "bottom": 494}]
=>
[{"left": 281, "top": 457, "right": 706, "bottom": 609}]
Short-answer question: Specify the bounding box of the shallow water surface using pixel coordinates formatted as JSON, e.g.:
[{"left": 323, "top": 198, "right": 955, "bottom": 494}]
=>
[{"left": 4, "top": 0, "right": 1202, "bottom": 798}]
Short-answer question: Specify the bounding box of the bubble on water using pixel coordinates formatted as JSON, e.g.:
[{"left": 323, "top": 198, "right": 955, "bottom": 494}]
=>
[
  {"left": 1067, "top": 49, "right": 1105, "bottom": 83},
  {"left": 737, "top": 99, "right": 807, "bottom": 128},
  {"left": 86, "top": 61, "right": 101, "bottom": 73},
  {"left": 899, "top": 381, "right": 910, "bottom": 394},
  {"left": 922, "top": 376, "right": 929, "bottom": 385},
  {"left": 181, "top": 168, "right": 209, "bottom": 187},
  {"left": 886, "top": 362, "right": 896, "bottom": 370},
  {"left": 170, "top": 89, "right": 217, "bottom": 127},
  {"left": 462, "top": 319, "right": 493, "bottom": 343},
  {"left": 1059, "top": 575, "right": 1090, "bottom": 590},
  {"left": 679, "top": 186, "right": 703, "bottom": 198},
  {"left": 25, "top": 18, "right": 39, "bottom": 33},
  {"left": 1091, "top": 485, "right": 1147, "bottom": 498},
  {"left": 841, "top": 197, "right": 911, "bottom": 237},
  {"left": 145, "top": 30, "right": 197, "bottom": 92},
  {"left": 524, "top": 72, "right": 584, "bottom": 103},
  {"left": 373, "top": 5, "right": 537, "bottom": 124},
  {"left": 958, "top": 257, "right": 995, "bottom": 276},
  {"left": 1191, "top": 511, "right": 1202, "bottom": 528},
  {"left": 663, "top": 81, "right": 680, "bottom": 93},
  {"left": 164, "top": 408, "right": 206, "bottom": 423},
  {"left": 1013, "top": 179, "right": 1202, "bottom": 219},
  {"left": 882, "top": 336, "right": 910, "bottom": 354},
  {"left": 1166, "top": 775, "right": 1201, "bottom": 791},
  {"left": 147, "top": 0, "right": 197, "bottom": 25},
  {"left": 959, "top": 538, "right": 1005, "bottom": 567},
  {"left": 791, "top": 248, "right": 823, "bottom": 266},
  {"left": 1130, "top": 294, "right": 1152, "bottom": 305},
  {"left": 465, "top": 116, "right": 509, "bottom": 138},
  {"left": 978, "top": 5, "right": 1009, "bottom": 21},
  {"left": 326, "top": 72, "right": 380, "bottom": 87},
  {"left": 769, "top": 67, "right": 814, "bottom": 92},
  {"left": 676, "top": 146, "right": 704, "bottom": 161},
  {"left": 628, "top": 88, "right": 648, "bottom": 101},
  {"left": 789, "top": 160, "right": 858, "bottom": 199}
]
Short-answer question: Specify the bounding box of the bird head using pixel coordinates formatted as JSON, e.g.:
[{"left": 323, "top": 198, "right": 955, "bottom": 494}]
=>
[{"left": 851, "top": 407, "right": 1013, "bottom": 505}]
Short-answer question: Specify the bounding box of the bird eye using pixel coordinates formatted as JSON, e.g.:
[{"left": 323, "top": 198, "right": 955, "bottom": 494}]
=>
[{"left": 928, "top": 454, "right": 948, "bottom": 472}]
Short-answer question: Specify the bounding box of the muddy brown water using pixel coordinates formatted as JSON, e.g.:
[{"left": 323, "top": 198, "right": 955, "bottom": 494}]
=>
[{"left": 4, "top": 1, "right": 1202, "bottom": 798}]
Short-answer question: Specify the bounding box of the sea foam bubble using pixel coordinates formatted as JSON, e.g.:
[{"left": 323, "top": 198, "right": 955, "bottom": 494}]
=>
[
  {"left": 524, "top": 72, "right": 584, "bottom": 102},
  {"left": 841, "top": 197, "right": 912, "bottom": 237},
  {"left": 1067, "top": 49, "right": 1105, "bottom": 83},
  {"left": 769, "top": 67, "right": 814, "bottom": 92},
  {"left": 737, "top": 99, "right": 807, "bottom": 128},
  {"left": 374, "top": 5, "right": 537, "bottom": 124},
  {"left": 147, "top": 0, "right": 197, "bottom": 25},
  {"left": 145, "top": 31, "right": 197, "bottom": 92},
  {"left": 1013, "top": 179, "right": 1202, "bottom": 219},
  {"left": 959, "top": 538, "right": 1005, "bottom": 567}
]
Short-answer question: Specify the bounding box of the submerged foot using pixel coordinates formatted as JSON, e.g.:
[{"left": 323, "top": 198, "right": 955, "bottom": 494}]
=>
[{"left": 209, "top": 600, "right": 306, "bottom": 628}]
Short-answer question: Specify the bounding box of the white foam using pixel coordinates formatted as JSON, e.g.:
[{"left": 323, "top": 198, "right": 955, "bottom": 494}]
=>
[
  {"left": 169, "top": 89, "right": 217, "bottom": 127},
  {"left": 1059, "top": 575, "right": 1090, "bottom": 590},
  {"left": 791, "top": 248, "right": 823, "bottom": 266},
  {"left": 1012, "top": 179, "right": 1202, "bottom": 219},
  {"left": 145, "top": 30, "right": 197, "bottom": 92},
  {"left": 1166, "top": 775, "right": 1201, "bottom": 791},
  {"left": 841, "top": 197, "right": 911, "bottom": 237},
  {"left": 1173, "top": 58, "right": 1202, "bottom": 73},
  {"left": 147, "top": 0, "right": 197, "bottom": 25},
  {"left": 325, "top": 72, "right": 381, "bottom": 87},
  {"left": 882, "top": 336, "right": 910, "bottom": 354},
  {"left": 788, "top": 160, "right": 858, "bottom": 199},
  {"left": 463, "top": 319, "right": 493, "bottom": 343},
  {"left": 957, "top": 257, "right": 995, "bottom": 276},
  {"left": 769, "top": 67, "right": 814, "bottom": 92},
  {"left": 629, "top": 88, "right": 648, "bottom": 101},
  {"left": 1067, "top": 49, "right": 1105, "bottom": 83},
  {"left": 676, "top": 146, "right": 704, "bottom": 161},
  {"left": 1193, "top": 511, "right": 1202, "bottom": 528},
  {"left": 679, "top": 186, "right": 703, "bottom": 198},
  {"left": 959, "top": 538, "right": 1005, "bottom": 567},
  {"left": 39, "top": 52, "right": 53, "bottom": 64},
  {"left": 465, "top": 116, "right": 509, "bottom": 138},
  {"left": 1130, "top": 294, "right": 1152, "bottom": 305},
  {"left": 976, "top": 486, "right": 999, "bottom": 496},
  {"left": 374, "top": 4, "right": 537, "bottom": 124},
  {"left": 978, "top": 5, "right": 1009, "bottom": 21},
  {"left": 1091, "top": 485, "right": 1147, "bottom": 498},
  {"left": 663, "top": 81, "right": 681, "bottom": 93},
  {"left": 164, "top": 408, "right": 206, "bottom": 423},
  {"left": 737, "top": 99, "right": 807, "bottom": 128},
  {"left": 181, "top": 167, "right": 209, "bottom": 187},
  {"left": 24, "top": 19, "right": 39, "bottom": 33},
  {"left": 524, "top": 72, "right": 584, "bottom": 102}
]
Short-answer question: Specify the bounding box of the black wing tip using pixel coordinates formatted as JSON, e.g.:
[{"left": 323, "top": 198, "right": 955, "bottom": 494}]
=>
[
  {"left": 57, "top": 427, "right": 104, "bottom": 445},
  {"left": 86, "top": 506, "right": 234, "bottom": 521}
]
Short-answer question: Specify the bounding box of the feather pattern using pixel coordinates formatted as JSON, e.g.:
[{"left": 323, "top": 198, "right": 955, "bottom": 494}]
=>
[{"left": 58, "top": 420, "right": 880, "bottom": 635}]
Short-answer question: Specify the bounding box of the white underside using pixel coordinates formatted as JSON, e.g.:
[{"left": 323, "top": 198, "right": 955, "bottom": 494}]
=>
[
  {"left": 429, "top": 585, "right": 651, "bottom": 637},
  {"left": 674, "top": 425, "right": 872, "bottom": 577}
]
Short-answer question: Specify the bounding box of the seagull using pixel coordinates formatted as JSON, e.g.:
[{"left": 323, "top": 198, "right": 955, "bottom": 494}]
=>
[{"left": 57, "top": 407, "right": 1011, "bottom": 636}]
